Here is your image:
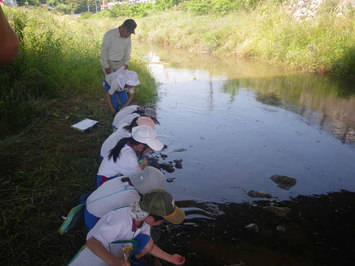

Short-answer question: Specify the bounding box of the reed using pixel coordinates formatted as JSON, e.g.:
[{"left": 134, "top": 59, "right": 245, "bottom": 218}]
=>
[{"left": 135, "top": 0, "right": 354, "bottom": 78}]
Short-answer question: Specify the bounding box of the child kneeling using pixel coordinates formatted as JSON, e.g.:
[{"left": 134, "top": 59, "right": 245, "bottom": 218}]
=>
[{"left": 69, "top": 189, "right": 185, "bottom": 266}]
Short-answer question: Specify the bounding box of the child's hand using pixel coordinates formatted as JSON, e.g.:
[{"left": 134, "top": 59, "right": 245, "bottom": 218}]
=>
[
  {"left": 109, "top": 106, "right": 116, "bottom": 115},
  {"left": 105, "top": 67, "right": 112, "bottom": 74},
  {"left": 170, "top": 254, "right": 185, "bottom": 265}
]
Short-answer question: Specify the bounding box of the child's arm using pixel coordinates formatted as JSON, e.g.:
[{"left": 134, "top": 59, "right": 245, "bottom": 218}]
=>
[
  {"left": 106, "top": 92, "right": 118, "bottom": 115},
  {"left": 149, "top": 243, "right": 185, "bottom": 265},
  {"left": 86, "top": 237, "right": 130, "bottom": 266},
  {"left": 121, "top": 92, "right": 135, "bottom": 109}
]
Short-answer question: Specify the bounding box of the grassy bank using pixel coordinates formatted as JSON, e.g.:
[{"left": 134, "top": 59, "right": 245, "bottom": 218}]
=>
[
  {"left": 130, "top": 0, "right": 354, "bottom": 78},
  {"left": 0, "top": 95, "right": 114, "bottom": 265},
  {"left": 1, "top": 7, "right": 157, "bottom": 138},
  {"left": 0, "top": 8, "right": 157, "bottom": 265}
]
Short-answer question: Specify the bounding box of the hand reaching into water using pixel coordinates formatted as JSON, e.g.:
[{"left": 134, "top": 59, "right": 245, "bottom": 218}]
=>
[{"left": 170, "top": 254, "right": 185, "bottom": 265}]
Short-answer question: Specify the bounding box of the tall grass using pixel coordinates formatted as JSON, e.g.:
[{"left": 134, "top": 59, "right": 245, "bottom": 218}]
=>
[
  {"left": 1, "top": 9, "right": 157, "bottom": 264},
  {"left": 135, "top": 0, "right": 354, "bottom": 78},
  {"left": 1, "top": 7, "right": 157, "bottom": 138}
]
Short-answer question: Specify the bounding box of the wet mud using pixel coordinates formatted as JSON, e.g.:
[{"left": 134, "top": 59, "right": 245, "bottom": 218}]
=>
[
  {"left": 147, "top": 145, "right": 184, "bottom": 175},
  {"left": 154, "top": 190, "right": 355, "bottom": 266}
]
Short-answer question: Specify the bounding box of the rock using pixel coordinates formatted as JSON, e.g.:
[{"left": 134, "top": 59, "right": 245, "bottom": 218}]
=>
[
  {"left": 172, "top": 148, "right": 187, "bottom": 152},
  {"left": 160, "top": 153, "right": 168, "bottom": 159},
  {"left": 247, "top": 190, "right": 272, "bottom": 198},
  {"left": 159, "top": 162, "right": 175, "bottom": 173},
  {"left": 263, "top": 206, "right": 291, "bottom": 217},
  {"left": 244, "top": 223, "right": 259, "bottom": 232},
  {"left": 174, "top": 159, "right": 183, "bottom": 169},
  {"left": 270, "top": 175, "right": 297, "bottom": 190},
  {"left": 276, "top": 225, "right": 286, "bottom": 232},
  {"left": 166, "top": 178, "right": 176, "bottom": 183}
]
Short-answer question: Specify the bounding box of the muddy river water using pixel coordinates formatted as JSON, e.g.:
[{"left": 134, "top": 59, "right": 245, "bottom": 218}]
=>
[{"left": 138, "top": 44, "right": 355, "bottom": 265}]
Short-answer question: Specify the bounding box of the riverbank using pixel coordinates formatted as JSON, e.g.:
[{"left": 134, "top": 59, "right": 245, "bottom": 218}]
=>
[
  {"left": 1, "top": 94, "right": 354, "bottom": 266},
  {"left": 134, "top": 4, "right": 354, "bottom": 78},
  {"left": 1, "top": 7, "right": 156, "bottom": 138}
]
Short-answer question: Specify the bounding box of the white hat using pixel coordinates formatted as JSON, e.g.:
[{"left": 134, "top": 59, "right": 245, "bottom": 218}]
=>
[
  {"left": 131, "top": 125, "right": 164, "bottom": 151},
  {"left": 125, "top": 71, "right": 140, "bottom": 87},
  {"left": 129, "top": 166, "right": 165, "bottom": 194},
  {"left": 117, "top": 69, "right": 140, "bottom": 89},
  {"left": 136, "top": 116, "right": 155, "bottom": 129}
]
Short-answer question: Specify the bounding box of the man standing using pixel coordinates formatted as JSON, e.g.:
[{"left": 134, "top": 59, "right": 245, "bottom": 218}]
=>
[{"left": 101, "top": 19, "right": 137, "bottom": 114}]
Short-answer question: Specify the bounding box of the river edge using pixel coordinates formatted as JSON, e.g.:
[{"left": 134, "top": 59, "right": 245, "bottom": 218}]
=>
[
  {"left": 1, "top": 95, "right": 354, "bottom": 265},
  {"left": 157, "top": 190, "right": 355, "bottom": 266}
]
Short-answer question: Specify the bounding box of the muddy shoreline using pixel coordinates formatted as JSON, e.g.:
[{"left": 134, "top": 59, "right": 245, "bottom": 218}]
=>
[{"left": 154, "top": 190, "right": 355, "bottom": 265}]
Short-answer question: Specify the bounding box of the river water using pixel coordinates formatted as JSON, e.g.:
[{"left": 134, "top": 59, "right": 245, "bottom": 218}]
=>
[{"left": 138, "top": 44, "right": 355, "bottom": 265}]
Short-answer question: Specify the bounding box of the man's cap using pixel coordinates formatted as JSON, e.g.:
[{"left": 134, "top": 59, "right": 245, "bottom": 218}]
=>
[
  {"left": 131, "top": 125, "right": 164, "bottom": 151},
  {"left": 140, "top": 189, "right": 185, "bottom": 224},
  {"left": 123, "top": 19, "right": 137, "bottom": 34},
  {"left": 128, "top": 166, "right": 165, "bottom": 195},
  {"left": 136, "top": 116, "right": 155, "bottom": 129}
]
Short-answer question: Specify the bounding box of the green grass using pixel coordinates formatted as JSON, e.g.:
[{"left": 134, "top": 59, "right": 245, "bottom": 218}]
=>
[
  {"left": 0, "top": 9, "right": 158, "bottom": 264},
  {"left": 0, "top": 95, "right": 113, "bottom": 265},
  {"left": 134, "top": 1, "right": 354, "bottom": 78},
  {"left": 1, "top": 7, "right": 157, "bottom": 138}
]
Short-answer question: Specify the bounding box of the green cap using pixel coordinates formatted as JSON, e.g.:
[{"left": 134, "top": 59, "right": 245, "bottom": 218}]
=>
[{"left": 140, "top": 189, "right": 185, "bottom": 224}]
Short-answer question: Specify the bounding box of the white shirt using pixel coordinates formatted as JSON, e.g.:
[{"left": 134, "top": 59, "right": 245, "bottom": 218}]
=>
[
  {"left": 86, "top": 179, "right": 140, "bottom": 218},
  {"left": 97, "top": 144, "right": 142, "bottom": 177},
  {"left": 112, "top": 113, "right": 140, "bottom": 130},
  {"left": 100, "top": 126, "right": 130, "bottom": 158},
  {"left": 112, "top": 105, "right": 139, "bottom": 129},
  {"left": 100, "top": 28, "right": 131, "bottom": 71},
  {"left": 69, "top": 208, "right": 150, "bottom": 266},
  {"left": 107, "top": 67, "right": 135, "bottom": 95}
]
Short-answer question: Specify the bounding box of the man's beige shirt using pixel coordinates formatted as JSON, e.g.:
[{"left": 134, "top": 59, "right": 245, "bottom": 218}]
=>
[{"left": 100, "top": 28, "right": 131, "bottom": 72}]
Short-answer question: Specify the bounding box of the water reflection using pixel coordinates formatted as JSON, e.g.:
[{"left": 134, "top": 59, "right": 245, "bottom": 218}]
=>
[
  {"left": 134, "top": 43, "right": 355, "bottom": 265},
  {"left": 140, "top": 44, "right": 355, "bottom": 144},
  {"left": 137, "top": 44, "right": 355, "bottom": 204}
]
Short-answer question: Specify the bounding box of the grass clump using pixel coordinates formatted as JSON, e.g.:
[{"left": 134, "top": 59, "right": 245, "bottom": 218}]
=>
[{"left": 1, "top": 7, "right": 157, "bottom": 139}]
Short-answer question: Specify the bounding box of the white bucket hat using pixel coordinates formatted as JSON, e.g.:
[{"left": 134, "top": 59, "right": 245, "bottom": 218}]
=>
[
  {"left": 129, "top": 166, "right": 165, "bottom": 194},
  {"left": 117, "top": 69, "right": 140, "bottom": 89},
  {"left": 125, "top": 70, "right": 140, "bottom": 87},
  {"left": 131, "top": 125, "right": 164, "bottom": 151}
]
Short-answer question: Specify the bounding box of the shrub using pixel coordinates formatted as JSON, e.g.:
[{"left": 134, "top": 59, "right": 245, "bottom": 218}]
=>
[{"left": 178, "top": 0, "right": 260, "bottom": 15}]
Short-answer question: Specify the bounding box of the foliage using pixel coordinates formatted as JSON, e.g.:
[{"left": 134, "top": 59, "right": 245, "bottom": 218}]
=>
[
  {"left": 95, "top": 3, "right": 154, "bottom": 18},
  {"left": 80, "top": 11, "right": 93, "bottom": 19},
  {"left": 1, "top": 7, "right": 157, "bottom": 138},
  {"left": 55, "top": 3, "right": 74, "bottom": 14},
  {"left": 135, "top": 1, "right": 355, "bottom": 78},
  {"left": 178, "top": 0, "right": 260, "bottom": 15},
  {"left": 17, "top": 0, "right": 40, "bottom": 6},
  {"left": 154, "top": 0, "right": 180, "bottom": 11}
]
